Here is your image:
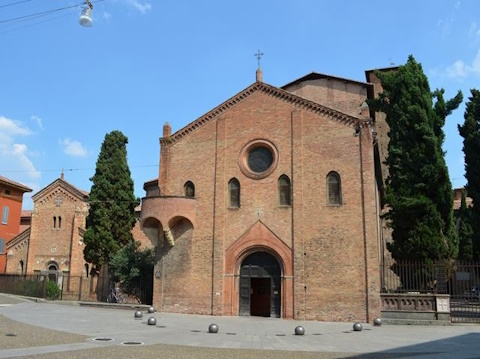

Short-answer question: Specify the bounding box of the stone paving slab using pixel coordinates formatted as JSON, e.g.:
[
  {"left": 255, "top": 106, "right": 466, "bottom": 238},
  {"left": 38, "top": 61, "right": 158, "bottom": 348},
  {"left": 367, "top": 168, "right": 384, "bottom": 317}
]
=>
[{"left": 0, "top": 293, "right": 480, "bottom": 359}]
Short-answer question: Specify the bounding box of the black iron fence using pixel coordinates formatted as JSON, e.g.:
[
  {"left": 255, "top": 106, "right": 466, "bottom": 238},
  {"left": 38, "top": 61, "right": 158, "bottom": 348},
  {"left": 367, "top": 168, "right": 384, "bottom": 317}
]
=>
[
  {"left": 0, "top": 273, "right": 151, "bottom": 305},
  {"left": 381, "top": 261, "right": 480, "bottom": 323},
  {"left": 0, "top": 274, "right": 47, "bottom": 298}
]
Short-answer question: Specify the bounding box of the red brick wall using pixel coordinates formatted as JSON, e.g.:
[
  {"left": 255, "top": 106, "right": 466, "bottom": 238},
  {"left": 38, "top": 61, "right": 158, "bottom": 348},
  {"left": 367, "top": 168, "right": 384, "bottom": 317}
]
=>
[
  {"left": 0, "top": 188, "right": 25, "bottom": 273},
  {"left": 284, "top": 78, "right": 368, "bottom": 117}
]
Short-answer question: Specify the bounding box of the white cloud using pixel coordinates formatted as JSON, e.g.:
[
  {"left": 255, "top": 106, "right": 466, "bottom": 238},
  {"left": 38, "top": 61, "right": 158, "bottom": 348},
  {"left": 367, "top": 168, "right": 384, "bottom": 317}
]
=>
[
  {"left": 446, "top": 60, "right": 468, "bottom": 78},
  {"left": 0, "top": 116, "right": 32, "bottom": 137},
  {"left": 445, "top": 49, "right": 480, "bottom": 79},
  {"left": 103, "top": 11, "right": 112, "bottom": 20},
  {"left": 123, "top": 0, "right": 152, "bottom": 14},
  {"left": 0, "top": 116, "right": 41, "bottom": 187},
  {"left": 60, "top": 138, "right": 88, "bottom": 157},
  {"left": 11, "top": 144, "right": 41, "bottom": 179},
  {"left": 30, "top": 115, "right": 44, "bottom": 130}
]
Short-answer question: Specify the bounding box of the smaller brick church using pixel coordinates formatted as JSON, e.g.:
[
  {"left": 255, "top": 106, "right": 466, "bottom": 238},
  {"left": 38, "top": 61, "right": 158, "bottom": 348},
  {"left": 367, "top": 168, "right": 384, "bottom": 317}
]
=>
[{"left": 6, "top": 173, "right": 90, "bottom": 279}]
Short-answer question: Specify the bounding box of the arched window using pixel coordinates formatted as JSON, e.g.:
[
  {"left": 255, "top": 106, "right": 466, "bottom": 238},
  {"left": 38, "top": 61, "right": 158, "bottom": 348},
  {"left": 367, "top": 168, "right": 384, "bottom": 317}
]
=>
[
  {"left": 228, "top": 178, "right": 240, "bottom": 208},
  {"left": 53, "top": 216, "right": 57, "bottom": 228},
  {"left": 278, "top": 175, "right": 291, "bottom": 206},
  {"left": 58, "top": 216, "right": 62, "bottom": 229},
  {"left": 184, "top": 181, "right": 195, "bottom": 197},
  {"left": 327, "top": 172, "right": 342, "bottom": 205}
]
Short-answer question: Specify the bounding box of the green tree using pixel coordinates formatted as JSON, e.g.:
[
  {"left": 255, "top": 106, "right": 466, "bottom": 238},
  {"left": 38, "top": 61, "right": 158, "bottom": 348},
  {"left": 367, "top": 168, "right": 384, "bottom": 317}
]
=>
[
  {"left": 109, "top": 240, "right": 155, "bottom": 302},
  {"left": 83, "top": 131, "right": 139, "bottom": 270},
  {"left": 458, "top": 89, "right": 480, "bottom": 260},
  {"left": 456, "top": 190, "right": 473, "bottom": 261},
  {"left": 370, "top": 55, "right": 461, "bottom": 263}
]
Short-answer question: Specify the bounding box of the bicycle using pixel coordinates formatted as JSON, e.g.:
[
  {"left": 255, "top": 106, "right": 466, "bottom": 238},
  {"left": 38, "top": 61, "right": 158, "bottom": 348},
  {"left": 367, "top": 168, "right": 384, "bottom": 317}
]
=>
[{"left": 106, "top": 287, "right": 126, "bottom": 304}]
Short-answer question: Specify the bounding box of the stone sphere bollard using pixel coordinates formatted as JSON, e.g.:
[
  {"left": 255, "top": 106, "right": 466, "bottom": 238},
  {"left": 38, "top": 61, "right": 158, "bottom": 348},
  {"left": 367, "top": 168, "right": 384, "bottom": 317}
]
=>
[
  {"left": 373, "top": 317, "right": 382, "bottom": 327},
  {"left": 147, "top": 317, "right": 157, "bottom": 326},
  {"left": 294, "top": 325, "right": 305, "bottom": 336},
  {"left": 147, "top": 306, "right": 155, "bottom": 314},
  {"left": 353, "top": 322, "right": 363, "bottom": 331},
  {"left": 208, "top": 324, "right": 219, "bottom": 333},
  {"left": 134, "top": 310, "right": 143, "bottom": 319}
]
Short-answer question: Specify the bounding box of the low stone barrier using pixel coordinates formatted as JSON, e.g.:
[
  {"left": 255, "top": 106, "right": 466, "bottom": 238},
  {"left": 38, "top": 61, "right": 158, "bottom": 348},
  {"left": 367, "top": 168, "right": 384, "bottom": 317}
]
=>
[{"left": 381, "top": 293, "right": 451, "bottom": 325}]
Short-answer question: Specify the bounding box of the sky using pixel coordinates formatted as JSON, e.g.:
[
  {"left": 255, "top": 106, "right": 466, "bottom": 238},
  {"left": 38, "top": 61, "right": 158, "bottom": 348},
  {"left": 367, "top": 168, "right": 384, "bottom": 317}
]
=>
[{"left": 1, "top": 0, "right": 479, "bottom": 210}]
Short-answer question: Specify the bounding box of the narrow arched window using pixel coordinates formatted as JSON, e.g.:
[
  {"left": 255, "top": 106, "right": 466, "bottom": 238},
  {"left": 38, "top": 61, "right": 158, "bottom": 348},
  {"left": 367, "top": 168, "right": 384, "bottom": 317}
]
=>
[
  {"left": 278, "top": 175, "right": 291, "bottom": 206},
  {"left": 228, "top": 178, "right": 240, "bottom": 208},
  {"left": 58, "top": 216, "right": 62, "bottom": 229},
  {"left": 53, "top": 216, "right": 57, "bottom": 228},
  {"left": 327, "top": 171, "right": 342, "bottom": 205},
  {"left": 184, "top": 181, "right": 195, "bottom": 197}
]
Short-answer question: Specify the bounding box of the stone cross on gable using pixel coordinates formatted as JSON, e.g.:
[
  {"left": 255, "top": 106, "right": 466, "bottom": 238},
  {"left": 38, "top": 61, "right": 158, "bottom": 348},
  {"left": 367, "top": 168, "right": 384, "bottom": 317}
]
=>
[{"left": 55, "top": 196, "right": 63, "bottom": 207}]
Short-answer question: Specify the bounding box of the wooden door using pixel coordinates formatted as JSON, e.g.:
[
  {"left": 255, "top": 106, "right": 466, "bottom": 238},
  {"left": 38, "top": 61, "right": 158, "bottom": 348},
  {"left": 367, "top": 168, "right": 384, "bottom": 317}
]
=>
[{"left": 250, "top": 278, "right": 271, "bottom": 317}]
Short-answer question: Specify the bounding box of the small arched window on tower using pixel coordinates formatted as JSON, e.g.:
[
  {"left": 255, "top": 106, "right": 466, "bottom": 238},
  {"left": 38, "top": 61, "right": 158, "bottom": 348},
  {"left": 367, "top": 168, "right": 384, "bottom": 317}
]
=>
[
  {"left": 228, "top": 178, "right": 240, "bottom": 208},
  {"left": 327, "top": 171, "right": 342, "bottom": 205},
  {"left": 278, "top": 175, "right": 291, "bottom": 206},
  {"left": 53, "top": 216, "right": 57, "bottom": 229},
  {"left": 184, "top": 181, "right": 195, "bottom": 197},
  {"left": 58, "top": 216, "right": 62, "bottom": 229}
]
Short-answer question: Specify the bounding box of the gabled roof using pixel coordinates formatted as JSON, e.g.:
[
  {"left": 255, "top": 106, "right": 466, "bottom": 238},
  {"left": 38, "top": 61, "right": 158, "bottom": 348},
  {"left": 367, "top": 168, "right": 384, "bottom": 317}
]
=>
[
  {"left": 6, "top": 227, "right": 30, "bottom": 249},
  {"left": 281, "top": 72, "right": 371, "bottom": 89},
  {"left": 0, "top": 175, "right": 32, "bottom": 193},
  {"left": 32, "top": 177, "right": 88, "bottom": 202},
  {"left": 164, "top": 81, "right": 371, "bottom": 145}
]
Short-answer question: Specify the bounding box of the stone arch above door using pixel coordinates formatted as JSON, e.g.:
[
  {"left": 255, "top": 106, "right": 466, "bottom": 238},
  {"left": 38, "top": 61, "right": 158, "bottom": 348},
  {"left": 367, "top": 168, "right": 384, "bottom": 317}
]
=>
[
  {"left": 223, "top": 221, "right": 293, "bottom": 319},
  {"left": 225, "top": 221, "right": 292, "bottom": 276}
]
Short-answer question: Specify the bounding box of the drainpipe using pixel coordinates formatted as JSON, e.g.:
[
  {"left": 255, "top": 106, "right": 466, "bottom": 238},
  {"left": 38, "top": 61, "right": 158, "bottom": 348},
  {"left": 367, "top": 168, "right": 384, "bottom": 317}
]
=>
[
  {"left": 358, "top": 123, "right": 370, "bottom": 323},
  {"left": 210, "top": 118, "right": 220, "bottom": 315}
]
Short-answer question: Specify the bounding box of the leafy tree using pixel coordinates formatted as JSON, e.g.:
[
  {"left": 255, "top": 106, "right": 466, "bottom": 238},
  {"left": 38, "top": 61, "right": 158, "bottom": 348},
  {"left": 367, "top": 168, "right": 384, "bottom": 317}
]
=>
[
  {"left": 370, "top": 55, "right": 462, "bottom": 263},
  {"left": 109, "top": 240, "right": 155, "bottom": 302},
  {"left": 456, "top": 190, "right": 473, "bottom": 261},
  {"left": 458, "top": 89, "right": 480, "bottom": 260},
  {"left": 83, "top": 131, "right": 139, "bottom": 270},
  {"left": 45, "top": 281, "right": 61, "bottom": 300}
]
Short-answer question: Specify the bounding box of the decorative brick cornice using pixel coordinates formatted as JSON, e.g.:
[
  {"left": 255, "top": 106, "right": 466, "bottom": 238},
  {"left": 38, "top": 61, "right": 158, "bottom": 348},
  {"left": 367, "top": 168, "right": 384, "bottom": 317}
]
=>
[{"left": 161, "top": 82, "right": 372, "bottom": 146}]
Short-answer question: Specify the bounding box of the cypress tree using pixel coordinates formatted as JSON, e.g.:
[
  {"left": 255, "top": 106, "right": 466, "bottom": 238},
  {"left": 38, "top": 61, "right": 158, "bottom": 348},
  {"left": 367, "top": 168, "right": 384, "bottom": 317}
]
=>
[
  {"left": 457, "top": 190, "right": 474, "bottom": 261},
  {"left": 458, "top": 89, "right": 480, "bottom": 260},
  {"left": 83, "top": 131, "right": 139, "bottom": 270},
  {"left": 370, "top": 55, "right": 461, "bottom": 263}
]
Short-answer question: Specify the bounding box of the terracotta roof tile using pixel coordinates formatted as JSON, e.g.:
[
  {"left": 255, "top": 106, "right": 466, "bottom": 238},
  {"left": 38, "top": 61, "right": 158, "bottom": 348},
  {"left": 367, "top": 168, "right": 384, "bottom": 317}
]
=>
[{"left": 0, "top": 175, "right": 32, "bottom": 192}]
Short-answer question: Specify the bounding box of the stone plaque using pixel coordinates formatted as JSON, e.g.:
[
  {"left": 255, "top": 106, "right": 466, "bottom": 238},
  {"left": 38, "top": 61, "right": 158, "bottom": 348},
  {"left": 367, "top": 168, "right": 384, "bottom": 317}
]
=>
[{"left": 436, "top": 297, "right": 450, "bottom": 313}]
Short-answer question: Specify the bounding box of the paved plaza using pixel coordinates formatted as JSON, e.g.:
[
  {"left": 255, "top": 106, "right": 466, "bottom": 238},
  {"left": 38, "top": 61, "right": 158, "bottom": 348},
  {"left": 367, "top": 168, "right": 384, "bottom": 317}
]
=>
[{"left": 0, "top": 294, "right": 479, "bottom": 359}]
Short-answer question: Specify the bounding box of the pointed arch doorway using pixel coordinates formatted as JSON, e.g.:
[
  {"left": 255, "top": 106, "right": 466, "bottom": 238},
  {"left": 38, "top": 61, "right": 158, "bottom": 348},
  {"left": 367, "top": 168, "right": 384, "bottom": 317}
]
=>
[{"left": 239, "top": 251, "right": 281, "bottom": 318}]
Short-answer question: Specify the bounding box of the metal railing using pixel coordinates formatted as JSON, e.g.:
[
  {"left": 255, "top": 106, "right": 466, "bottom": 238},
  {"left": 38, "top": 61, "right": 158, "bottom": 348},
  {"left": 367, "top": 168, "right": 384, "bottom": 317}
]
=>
[{"left": 0, "top": 273, "right": 151, "bottom": 304}]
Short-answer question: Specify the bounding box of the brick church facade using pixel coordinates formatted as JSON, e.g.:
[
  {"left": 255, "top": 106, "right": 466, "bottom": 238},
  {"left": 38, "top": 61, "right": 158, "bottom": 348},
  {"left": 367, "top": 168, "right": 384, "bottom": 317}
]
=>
[
  {"left": 6, "top": 174, "right": 90, "bottom": 278},
  {"left": 140, "top": 68, "right": 384, "bottom": 322}
]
